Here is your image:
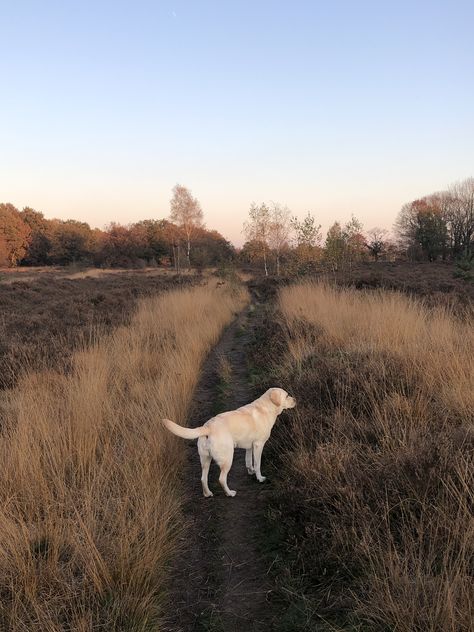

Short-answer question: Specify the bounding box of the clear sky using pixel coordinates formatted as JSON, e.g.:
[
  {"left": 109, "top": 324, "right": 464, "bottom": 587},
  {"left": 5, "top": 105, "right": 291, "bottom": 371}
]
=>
[{"left": 1, "top": 0, "right": 473, "bottom": 245}]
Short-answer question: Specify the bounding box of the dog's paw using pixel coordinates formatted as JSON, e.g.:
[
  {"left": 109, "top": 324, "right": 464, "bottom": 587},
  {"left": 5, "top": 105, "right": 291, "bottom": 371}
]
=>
[
  {"left": 227, "top": 490, "right": 237, "bottom": 497},
  {"left": 247, "top": 467, "right": 255, "bottom": 475},
  {"left": 203, "top": 491, "right": 214, "bottom": 498},
  {"left": 257, "top": 476, "right": 267, "bottom": 483}
]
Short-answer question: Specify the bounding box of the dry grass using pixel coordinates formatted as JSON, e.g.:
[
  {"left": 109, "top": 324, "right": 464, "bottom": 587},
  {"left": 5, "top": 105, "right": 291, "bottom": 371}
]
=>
[
  {"left": 0, "top": 280, "right": 248, "bottom": 631},
  {"left": 62, "top": 268, "right": 201, "bottom": 281},
  {"left": 0, "top": 271, "right": 197, "bottom": 390},
  {"left": 263, "top": 282, "right": 473, "bottom": 630},
  {"left": 0, "top": 266, "right": 197, "bottom": 285}
]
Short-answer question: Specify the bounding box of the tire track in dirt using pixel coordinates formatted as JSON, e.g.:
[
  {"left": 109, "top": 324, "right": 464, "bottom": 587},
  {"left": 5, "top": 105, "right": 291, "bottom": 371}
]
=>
[{"left": 163, "top": 299, "right": 277, "bottom": 632}]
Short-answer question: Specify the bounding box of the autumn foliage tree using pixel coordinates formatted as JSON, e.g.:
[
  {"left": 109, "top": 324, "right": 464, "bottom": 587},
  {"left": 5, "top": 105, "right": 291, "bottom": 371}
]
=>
[
  {"left": 130, "top": 219, "right": 172, "bottom": 262},
  {"left": 395, "top": 197, "right": 448, "bottom": 261},
  {"left": 0, "top": 203, "right": 31, "bottom": 266},
  {"left": 191, "top": 228, "right": 235, "bottom": 267},
  {"left": 20, "top": 207, "right": 51, "bottom": 264},
  {"left": 395, "top": 178, "right": 474, "bottom": 261},
  {"left": 99, "top": 223, "right": 140, "bottom": 266},
  {"left": 0, "top": 233, "right": 9, "bottom": 267},
  {"left": 238, "top": 239, "right": 267, "bottom": 269},
  {"left": 47, "top": 219, "right": 97, "bottom": 264}
]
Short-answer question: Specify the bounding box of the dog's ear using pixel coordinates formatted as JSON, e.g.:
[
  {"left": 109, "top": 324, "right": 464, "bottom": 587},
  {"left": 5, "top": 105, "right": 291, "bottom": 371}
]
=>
[{"left": 270, "top": 389, "right": 284, "bottom": 407}]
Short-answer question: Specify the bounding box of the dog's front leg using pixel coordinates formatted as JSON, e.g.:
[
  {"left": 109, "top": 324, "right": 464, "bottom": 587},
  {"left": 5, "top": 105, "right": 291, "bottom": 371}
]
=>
[
  {"left": 245, "top": 448, "right": 255, "bottom": 475},
  {"left": 253, "top": 441, "right": 266, "bottom": 482}
]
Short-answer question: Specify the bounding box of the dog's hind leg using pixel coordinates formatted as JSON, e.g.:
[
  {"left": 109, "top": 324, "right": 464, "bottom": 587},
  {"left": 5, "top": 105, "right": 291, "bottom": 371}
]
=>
[
  {"left": 209, "top": 435, "right": 236, "bottom": 497},
  {"left": 218, "top": 460, "right": 236, "bottom": 497},
  {"left": 212, "top": 439, "right": 236, "bottom": 497},
  {"left": 245, "top": 448, "right": 255, "bottom": 475},
  {"left": 200, "top": 453, "right": 213, "bottom": 497},
  {"left": 198, "top": 438, "right": 213, "bottom": 498}
]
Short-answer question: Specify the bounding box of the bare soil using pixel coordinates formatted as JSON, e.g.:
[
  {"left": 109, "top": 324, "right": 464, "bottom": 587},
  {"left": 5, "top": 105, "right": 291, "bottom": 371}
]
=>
[{"left": 164, "top": 301, "right": 278, "bottom": 632}]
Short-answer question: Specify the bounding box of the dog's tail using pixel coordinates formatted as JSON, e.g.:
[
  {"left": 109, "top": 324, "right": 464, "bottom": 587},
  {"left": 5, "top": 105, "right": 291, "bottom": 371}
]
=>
[{"left": 162, "top": 418, "right": 210, "bottom": 440}]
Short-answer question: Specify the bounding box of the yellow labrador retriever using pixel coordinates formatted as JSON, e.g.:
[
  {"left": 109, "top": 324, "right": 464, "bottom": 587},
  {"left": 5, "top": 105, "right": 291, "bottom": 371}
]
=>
[{"left": 162, "top": 388, "right": 296, "bottom": 497}]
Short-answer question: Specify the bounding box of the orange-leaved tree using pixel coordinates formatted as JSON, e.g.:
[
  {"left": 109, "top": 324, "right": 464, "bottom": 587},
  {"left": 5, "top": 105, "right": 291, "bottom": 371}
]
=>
[{"left": 0, "top": 203, "right": 31, "bottom": 266}]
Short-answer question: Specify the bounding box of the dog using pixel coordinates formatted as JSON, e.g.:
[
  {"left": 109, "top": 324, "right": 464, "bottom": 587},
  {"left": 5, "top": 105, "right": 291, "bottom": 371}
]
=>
[{"left": 162, "top": 388, "right": 296, "bottom": 497}]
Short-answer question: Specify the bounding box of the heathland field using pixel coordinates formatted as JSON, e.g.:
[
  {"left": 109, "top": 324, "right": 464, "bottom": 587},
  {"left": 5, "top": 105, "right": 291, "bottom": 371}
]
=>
[
  {"left": 0, "top": 270, "right": 248, "bottom": 630},
  {"left": 0, "top": 266, "right": 472, "bottom": 631},
  {"left": 252, "top": 282, "right": 474, "bottom": 631},
  {"left": 0, "top": 268, "right": 199, "bottom": 390}
]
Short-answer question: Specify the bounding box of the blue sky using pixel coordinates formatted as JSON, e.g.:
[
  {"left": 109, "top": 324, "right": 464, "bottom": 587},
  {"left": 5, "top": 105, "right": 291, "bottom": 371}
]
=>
[{"left": 1, "top": 0, "right": 473, "bottom": 244}]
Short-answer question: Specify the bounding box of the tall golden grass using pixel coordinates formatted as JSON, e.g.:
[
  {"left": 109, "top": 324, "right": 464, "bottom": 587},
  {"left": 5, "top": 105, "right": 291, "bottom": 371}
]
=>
[
  {"left": 270, "top": 282, "right": 473, "bottom": 631},
  {"left": 0, "top": 280, "right": 248, "bottom": 631}
]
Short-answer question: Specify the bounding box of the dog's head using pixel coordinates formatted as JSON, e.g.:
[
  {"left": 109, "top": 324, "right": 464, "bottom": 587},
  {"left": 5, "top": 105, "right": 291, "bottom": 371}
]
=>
[{"left": 268, "top": 388, "right": 296, "bottom": 410}]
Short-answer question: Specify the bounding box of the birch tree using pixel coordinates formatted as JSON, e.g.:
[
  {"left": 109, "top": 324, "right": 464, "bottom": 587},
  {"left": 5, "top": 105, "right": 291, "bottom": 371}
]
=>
[
  {"left": 169, "top": 184, "right": 204, "bottom": 266},
  {"left": 342, "top": 215, "right": 366, "bottom": 267},
  {"left": 268, "top": 203, "right": 291, "bottom": 275},
  {"left": 243, "top": 203, "right": 271, "bottom": 275}
]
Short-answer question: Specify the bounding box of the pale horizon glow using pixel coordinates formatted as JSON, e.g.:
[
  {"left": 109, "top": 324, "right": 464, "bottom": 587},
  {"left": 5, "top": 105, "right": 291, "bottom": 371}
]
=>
[{"left": 1, "top": 1, "right": 473, "bottom": 247}]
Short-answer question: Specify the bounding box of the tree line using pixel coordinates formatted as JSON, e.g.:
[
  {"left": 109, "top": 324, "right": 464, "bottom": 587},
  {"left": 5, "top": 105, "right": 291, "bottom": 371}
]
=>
[
  {"left": 241, "top": 203, "right": 394, "bottom": 275},
  {"left": 242, "top": 177, "right": 473, "bottom": 275},
  {"left": 395, "top": 177, "right": 474, "bottom": 261},
  {"left": 0, "top": 185, "right": 233, "bottom": 269},
  {"left": 2, "top": 177, "right": 472, "bottom": 272}
]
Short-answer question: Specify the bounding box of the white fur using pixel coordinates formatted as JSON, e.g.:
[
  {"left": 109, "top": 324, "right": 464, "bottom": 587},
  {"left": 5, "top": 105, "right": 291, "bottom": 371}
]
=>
[{"left": 162, "top": 387, "right": 296, "bottom": 497}]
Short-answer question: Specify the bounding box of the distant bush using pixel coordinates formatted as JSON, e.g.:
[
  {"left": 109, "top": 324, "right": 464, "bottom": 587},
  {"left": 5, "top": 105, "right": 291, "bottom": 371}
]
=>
[{"left": 454, "top": 254, "right": 474, "bottom": 281}]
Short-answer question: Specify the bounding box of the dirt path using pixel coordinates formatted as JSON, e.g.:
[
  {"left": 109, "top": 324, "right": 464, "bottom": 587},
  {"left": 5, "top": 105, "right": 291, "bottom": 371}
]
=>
[{"left": 163, "top": 300, "right": 277, "bottom": 632}]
